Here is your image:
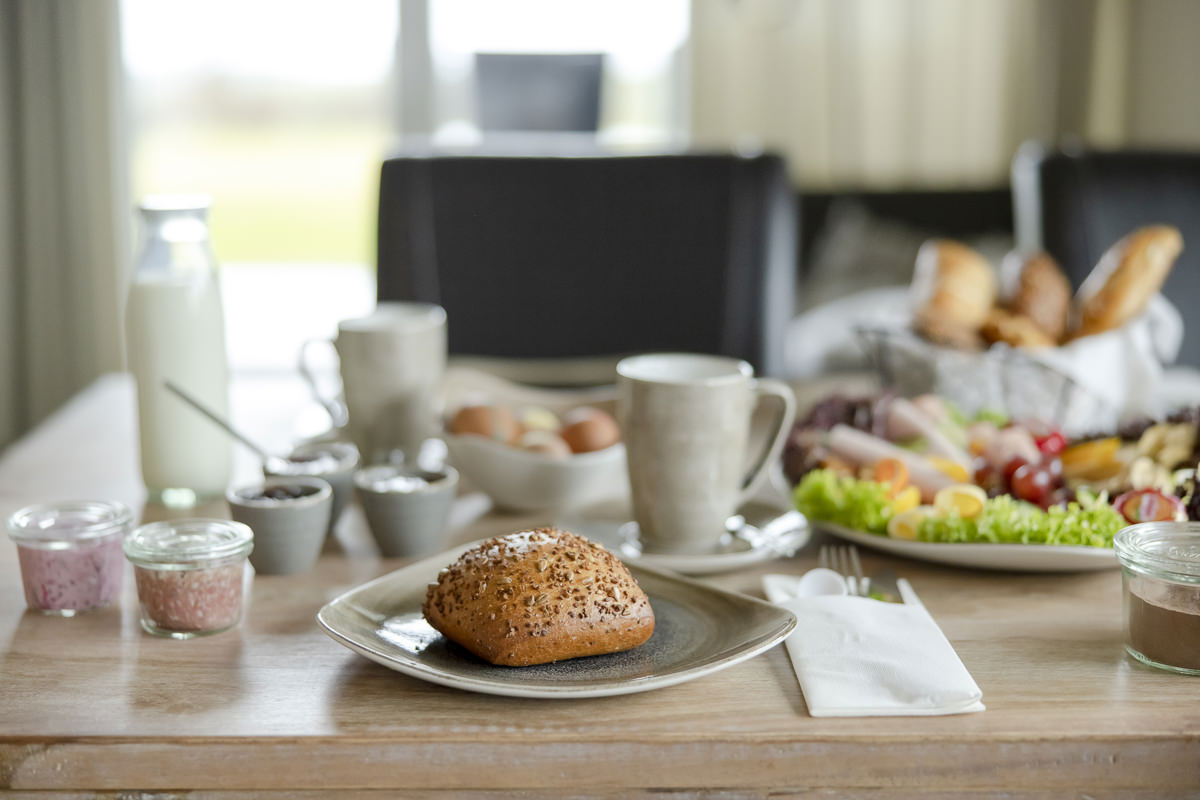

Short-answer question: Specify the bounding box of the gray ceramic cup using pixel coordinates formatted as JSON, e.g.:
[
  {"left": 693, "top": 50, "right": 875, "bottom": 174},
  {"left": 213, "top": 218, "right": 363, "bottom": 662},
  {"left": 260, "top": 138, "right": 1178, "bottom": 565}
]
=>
[
  {"left": 354, "top": 465, "right": 458, "bottom": 558},
  {"left": 617, "top": 353, "right": 796, "bottom": 555},
  {"left": 299, "top": 303, "right": 447, "bottom": 465},
  {"left": 263, "top": 441, "right": 360, "bottom": 535},
  {"left": 226, "top": 476, "right": 332, "bottom": 575}
]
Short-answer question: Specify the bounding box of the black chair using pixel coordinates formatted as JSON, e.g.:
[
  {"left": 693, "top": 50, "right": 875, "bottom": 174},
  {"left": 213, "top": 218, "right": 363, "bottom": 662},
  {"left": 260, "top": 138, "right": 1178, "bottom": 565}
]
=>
[
  {"left": 377, "top": 153, "right": 796, "bottom": 381},
  {"left": 474, "top": 53, "right": 604, "bottom": 133},
  {"left": 1012, "top": 143, "right": 1200, "bottom": 365}
]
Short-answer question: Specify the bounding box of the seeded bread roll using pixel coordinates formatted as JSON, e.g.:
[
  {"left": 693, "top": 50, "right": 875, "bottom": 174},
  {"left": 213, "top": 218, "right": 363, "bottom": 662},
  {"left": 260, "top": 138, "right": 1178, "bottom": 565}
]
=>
[
  {"left": 422, "top": 528, "right": 655, "bottom": 666},
  {"left": 1074, "top": 225, "right": 1183, "bottom": 339}
]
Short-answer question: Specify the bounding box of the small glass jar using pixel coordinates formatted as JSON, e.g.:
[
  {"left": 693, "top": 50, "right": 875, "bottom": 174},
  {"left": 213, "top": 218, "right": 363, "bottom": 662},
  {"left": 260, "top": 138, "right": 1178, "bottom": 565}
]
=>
[
  {"left": 1114, "top": 522, "right": 1200, "bottom": 675},
  {"left": 124, "top": 519, "right": 253, "bottom": 639},
  {"left": 6, "top": 501, "right": 132, "bottom": 615}
]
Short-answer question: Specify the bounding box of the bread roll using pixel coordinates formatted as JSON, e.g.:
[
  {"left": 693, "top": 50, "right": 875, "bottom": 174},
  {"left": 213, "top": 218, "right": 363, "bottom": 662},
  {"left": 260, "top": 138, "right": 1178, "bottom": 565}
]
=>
[
  {"left": 1003, "top": 251, "right": 1071, "bottom": 342},
  {"left": 911, "top": 239, "right": 997, "bottom": 347},
  {"left": 980, "top": 308, "right": 1056, "bottom": 349},
  {"left": 423, "top": 528, "right": 654, "bottom": 666},
  {"left": 1074, "top": 226, "right": 1183, "bottom": 338}
]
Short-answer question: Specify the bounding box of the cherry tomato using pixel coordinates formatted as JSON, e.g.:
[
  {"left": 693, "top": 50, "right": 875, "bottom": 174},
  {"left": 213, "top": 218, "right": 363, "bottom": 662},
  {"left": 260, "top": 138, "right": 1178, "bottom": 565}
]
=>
[
  {"left": 1036, "top": 431, "right": 1067, "bottom": 457},
  {"left": 1043, "top": 456, "right": 1063, "bottom": 479},
  {"left": 1113, "top": 489, "right": 1186, "bottom": 524},
  {"left": 1012, "top": 463, "right": 1054, "bottom": 508}
]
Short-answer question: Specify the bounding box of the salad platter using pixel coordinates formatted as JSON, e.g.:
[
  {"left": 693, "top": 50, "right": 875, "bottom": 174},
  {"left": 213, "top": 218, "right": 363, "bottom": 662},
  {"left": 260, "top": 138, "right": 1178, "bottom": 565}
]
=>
[{"left": 783, "top": 391, "right": 1200, "bottom": 572}]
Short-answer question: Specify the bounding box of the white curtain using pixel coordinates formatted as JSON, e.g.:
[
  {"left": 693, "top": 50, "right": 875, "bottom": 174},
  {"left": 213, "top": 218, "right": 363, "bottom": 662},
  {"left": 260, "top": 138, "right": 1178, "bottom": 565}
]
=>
[
  {"left": 0, "top": 0, "right": 130, "bottom": 447},
  {"left": 688, "top": 0, "right": 1141, "bottom": 189}
]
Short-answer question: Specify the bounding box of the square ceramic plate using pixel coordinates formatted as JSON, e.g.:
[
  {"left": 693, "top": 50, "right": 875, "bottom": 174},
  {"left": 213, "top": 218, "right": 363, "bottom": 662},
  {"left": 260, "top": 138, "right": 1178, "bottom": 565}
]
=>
[{"left": 317, "top": 542, "right": 797, "bottom": 698}]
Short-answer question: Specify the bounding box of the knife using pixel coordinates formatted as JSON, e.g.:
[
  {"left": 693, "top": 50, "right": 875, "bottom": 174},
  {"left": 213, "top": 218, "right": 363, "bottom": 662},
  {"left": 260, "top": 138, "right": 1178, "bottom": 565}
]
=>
[{"left": 866, "top": 569, "right": 903, "bottom": 603}]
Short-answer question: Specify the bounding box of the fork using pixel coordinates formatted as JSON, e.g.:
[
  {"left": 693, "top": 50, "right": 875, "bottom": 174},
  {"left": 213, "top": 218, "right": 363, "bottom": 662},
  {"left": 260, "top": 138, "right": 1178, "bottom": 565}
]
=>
[{"left": 818, "top": 544, "right": 865, "bottom": 596}]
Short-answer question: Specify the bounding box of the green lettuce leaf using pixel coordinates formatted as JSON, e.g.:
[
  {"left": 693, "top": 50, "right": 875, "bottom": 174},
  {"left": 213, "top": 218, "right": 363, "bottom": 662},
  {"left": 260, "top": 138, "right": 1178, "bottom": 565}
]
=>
[
  {"left": 793, "top": 469, "right": 1122, "bottom": 548},
  {"left": 918, "top": 494, "right": 1121, "bottom": 547},
  {"left": 793, "top": 469, "right": 894, "bottom": 535}
]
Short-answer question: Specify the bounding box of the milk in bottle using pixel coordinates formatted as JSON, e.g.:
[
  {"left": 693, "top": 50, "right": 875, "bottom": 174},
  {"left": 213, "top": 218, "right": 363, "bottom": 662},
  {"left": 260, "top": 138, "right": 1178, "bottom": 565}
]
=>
[{"left": 125, "top": 197, "right": 232, "bottom": 507}]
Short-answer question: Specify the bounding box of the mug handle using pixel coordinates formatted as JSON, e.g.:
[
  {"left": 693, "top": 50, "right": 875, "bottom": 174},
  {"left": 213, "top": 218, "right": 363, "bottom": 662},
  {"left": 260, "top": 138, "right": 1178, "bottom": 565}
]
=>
[
  {"left": 738, "top": 378, "right": 797, "bottom": 505},
  {"left": 298, "top": 338, "right": 349, "bottom": 429}
]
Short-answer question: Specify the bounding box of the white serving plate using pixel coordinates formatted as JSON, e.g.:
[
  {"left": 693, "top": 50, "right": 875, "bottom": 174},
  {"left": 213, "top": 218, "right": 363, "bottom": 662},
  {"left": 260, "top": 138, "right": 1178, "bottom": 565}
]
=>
[
  {"left": 818, "top": 521, "right": 1119, "bottom": 572},
  {"left": 317, "top": 541, "right": 797, "bottom": 699}
]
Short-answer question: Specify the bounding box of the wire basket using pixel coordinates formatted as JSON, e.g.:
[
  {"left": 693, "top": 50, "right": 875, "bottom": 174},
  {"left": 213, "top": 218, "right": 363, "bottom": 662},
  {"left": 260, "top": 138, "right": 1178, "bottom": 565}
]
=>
[{"left": 855, "top": 326, "right": 1112, "bottom": 429}]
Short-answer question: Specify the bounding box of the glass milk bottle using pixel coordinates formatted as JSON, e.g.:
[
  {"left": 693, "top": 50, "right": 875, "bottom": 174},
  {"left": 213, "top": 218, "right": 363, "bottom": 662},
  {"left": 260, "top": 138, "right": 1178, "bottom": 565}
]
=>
[{"left": 125, "top": 196, "right": 232, "bottom": 507}]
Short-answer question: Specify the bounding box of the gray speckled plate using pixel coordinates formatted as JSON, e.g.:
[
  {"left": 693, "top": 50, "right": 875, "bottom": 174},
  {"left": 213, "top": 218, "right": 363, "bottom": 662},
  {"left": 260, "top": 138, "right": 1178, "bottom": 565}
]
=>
[{"left": 317, "top": 541, "right": 796, "bottom": 698}]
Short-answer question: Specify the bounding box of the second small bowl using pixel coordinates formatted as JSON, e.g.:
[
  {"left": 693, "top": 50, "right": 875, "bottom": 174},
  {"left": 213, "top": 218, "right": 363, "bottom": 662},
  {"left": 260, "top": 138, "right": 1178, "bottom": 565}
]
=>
[
  {"left": 355, "top": 465, "right": 458, "bottom": 558},
  {"left": 226, "top": 476, "right": 332, "bottom": 575}
]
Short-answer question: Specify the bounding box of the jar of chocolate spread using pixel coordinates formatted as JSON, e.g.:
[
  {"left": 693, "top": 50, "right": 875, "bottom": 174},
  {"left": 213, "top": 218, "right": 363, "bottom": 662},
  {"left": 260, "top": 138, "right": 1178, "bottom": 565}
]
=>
[{"left": 1114, "top": 522, "right": 1200, "bottom": 675}]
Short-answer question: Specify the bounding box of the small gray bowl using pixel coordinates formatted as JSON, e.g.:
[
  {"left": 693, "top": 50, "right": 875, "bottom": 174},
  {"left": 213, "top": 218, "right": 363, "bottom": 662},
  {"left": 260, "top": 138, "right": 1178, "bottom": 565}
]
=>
[
  {"left": 227, "top": 476, "right": 332, "bottom": 575},
  {"left": 264, "top": 441, "right": 359, "bottom": 536},
  {"left": 354, "top": 465, "right": 458, "bottom": 559}
]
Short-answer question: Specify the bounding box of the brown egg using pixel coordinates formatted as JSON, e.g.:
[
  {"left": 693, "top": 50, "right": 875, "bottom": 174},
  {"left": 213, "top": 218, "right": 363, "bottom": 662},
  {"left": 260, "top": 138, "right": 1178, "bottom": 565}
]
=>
[
  {"left": 560, "top": 407, "right": 621, "bottom": 453},
  {"left": 448, "top": 404, "right": 520, "bottom": 444},
  {"left": 517, "top": 430, "right": 572, "bottom": 459}
]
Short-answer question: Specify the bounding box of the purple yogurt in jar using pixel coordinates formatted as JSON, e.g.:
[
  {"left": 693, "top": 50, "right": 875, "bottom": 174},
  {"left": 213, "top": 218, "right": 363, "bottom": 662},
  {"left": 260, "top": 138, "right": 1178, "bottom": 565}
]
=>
[{"left": 6, "top": 501, "right": 133, "bottom": 616}]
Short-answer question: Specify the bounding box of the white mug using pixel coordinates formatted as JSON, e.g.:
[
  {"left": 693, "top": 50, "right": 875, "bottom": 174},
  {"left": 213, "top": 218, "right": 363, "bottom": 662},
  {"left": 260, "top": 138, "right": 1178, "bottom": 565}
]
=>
[
  {"left": 300, "top": 302, "right": 447, "bottom": 464},
  {"left": 617, "top": 353, "right": 796, "bottom": 555}
]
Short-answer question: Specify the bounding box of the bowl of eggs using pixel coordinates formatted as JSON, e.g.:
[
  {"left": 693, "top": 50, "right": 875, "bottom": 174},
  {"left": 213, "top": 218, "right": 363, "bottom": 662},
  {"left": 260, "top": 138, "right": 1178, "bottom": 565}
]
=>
[{"left": 444, "top": 400, "right": 626, "bottom": 512}]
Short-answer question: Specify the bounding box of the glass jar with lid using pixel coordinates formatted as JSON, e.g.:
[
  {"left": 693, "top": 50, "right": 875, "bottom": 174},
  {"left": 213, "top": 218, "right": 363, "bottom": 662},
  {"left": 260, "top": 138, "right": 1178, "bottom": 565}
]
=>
[
  {"left": 124, "top": 519, "right": 253, "bottom": 639},
  {"left": 1114, "top": 521, "right": 1200, "bottom": 675},
  {"left": 6, "top": 500, "right": 133, "bottom": 615}
]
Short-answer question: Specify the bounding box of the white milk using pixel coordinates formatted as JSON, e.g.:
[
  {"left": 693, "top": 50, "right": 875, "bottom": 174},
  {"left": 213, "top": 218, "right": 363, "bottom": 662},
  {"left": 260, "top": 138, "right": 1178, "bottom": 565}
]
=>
[{"left": 125, "top": 273, "right": 232, "bottom": 500}]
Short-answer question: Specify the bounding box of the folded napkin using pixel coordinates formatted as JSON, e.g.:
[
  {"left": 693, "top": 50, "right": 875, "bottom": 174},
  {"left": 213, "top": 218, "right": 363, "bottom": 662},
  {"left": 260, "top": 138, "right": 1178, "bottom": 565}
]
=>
[{"left": 764, "top": 571, "right": 984, "bottom": 717}]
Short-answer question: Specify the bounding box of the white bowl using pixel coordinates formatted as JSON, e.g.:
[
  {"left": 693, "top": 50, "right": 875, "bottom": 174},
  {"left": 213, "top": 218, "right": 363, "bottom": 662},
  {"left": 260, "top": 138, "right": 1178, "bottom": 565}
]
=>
[
  {"left": 444, "top": 434, "right": 627, "bottom": 512},
  {"left": 439, "top": 365, "right": 629, "bottom": 511}
]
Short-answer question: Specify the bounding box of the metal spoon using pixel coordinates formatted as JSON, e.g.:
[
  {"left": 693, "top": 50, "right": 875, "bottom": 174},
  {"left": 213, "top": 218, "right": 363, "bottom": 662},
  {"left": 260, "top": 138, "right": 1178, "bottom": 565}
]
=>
[{"left": 163, "top": 380, "right": 273, "bottom": 462}]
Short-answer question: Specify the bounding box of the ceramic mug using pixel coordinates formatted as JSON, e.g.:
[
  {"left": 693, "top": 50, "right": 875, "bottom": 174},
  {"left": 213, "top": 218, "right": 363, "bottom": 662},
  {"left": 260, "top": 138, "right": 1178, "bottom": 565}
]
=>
[
  {"left": 300, "top": 302, "right": 447, "bottom": 465},
  {"left": 617, "top": 353, "right": 796, "bottom": 555}
]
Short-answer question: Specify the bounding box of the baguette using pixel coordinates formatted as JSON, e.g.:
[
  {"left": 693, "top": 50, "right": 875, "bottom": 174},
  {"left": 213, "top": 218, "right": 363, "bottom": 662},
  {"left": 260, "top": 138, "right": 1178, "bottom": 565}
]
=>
[
  {"left": 423, "top": 528, "right": 654, "bottom": 667},
  {"left": 1073, "top": 226, "right": 1183, "bottom": 338}
]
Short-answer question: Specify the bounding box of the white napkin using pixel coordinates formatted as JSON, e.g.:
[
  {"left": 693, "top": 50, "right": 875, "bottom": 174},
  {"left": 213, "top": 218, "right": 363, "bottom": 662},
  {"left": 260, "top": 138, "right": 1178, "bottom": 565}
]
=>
[
  {"left": 1031, "top": 294, "right": 1183, "bottom": 433},
  {"left": 764, "top": 571, "right": 985, "bottom": 717}
]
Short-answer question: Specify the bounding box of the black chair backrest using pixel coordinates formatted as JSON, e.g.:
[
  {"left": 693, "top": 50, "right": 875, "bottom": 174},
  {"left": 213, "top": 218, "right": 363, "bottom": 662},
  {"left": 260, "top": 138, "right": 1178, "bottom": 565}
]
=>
[
  {"left": 1013, "top": 144, "right": 1200, "bottom": 365},
  {"left": 474, "top": 53, "right": 604, "bottom": 133},
  {"left": 377, "top": 153, "right": 796, "bottom": 377}
]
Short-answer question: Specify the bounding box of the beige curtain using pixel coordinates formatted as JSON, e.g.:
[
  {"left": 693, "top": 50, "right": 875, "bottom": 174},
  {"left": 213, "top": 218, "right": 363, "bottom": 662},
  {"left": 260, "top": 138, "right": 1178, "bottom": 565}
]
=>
[
  {"left": 688, "top": 0, "right": 1179, "bottom": 189},
  {"left": 0, "top": 0, "right": 130, "bottom": 447}
]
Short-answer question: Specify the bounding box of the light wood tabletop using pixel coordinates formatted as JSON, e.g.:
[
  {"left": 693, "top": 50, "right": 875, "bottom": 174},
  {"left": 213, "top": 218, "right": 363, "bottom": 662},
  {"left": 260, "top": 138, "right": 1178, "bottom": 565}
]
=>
[{"left": 0, "top": 374, "right": 1198, "bottom": 797}]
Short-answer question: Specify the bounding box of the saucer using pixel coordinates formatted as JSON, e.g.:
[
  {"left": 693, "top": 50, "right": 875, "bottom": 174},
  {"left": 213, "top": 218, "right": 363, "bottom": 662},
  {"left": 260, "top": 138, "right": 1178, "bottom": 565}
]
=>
[{"left": 557, "top": 501, "right": 809, "bottom": 576}]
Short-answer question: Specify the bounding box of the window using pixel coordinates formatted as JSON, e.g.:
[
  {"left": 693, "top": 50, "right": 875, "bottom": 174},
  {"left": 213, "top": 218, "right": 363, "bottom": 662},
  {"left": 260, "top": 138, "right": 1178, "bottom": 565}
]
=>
[
  {"left": 122, "top": 0, "right": 691, "bottom": 371},
  {"left": 427, "top": 0, "right": 690, "bottom": 147},
  {"left": 122, "top": 0, "right": 395, "bottom": 370}
]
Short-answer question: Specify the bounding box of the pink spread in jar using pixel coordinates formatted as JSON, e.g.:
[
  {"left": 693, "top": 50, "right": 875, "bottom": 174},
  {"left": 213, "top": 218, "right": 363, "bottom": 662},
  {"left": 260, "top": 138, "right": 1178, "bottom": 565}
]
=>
[
  {"left": 124, "top": 519, "right": 253, "bottom": 639},
  {"left": 7, "top": 501, "right": 133, "bottom": 615}
]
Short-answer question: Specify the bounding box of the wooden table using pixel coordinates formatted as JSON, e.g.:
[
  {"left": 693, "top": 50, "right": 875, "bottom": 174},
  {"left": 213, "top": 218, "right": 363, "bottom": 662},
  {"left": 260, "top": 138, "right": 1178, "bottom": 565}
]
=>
[{"left": 1, "top": 374, "right": 1198, "bottom": 797}]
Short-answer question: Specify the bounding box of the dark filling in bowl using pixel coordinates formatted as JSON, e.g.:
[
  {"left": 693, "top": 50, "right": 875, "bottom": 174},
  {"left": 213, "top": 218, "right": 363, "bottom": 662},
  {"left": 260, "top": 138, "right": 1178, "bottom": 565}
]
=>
[{"left": 251, "top": 485, "right": 321, "bottom": 502}]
